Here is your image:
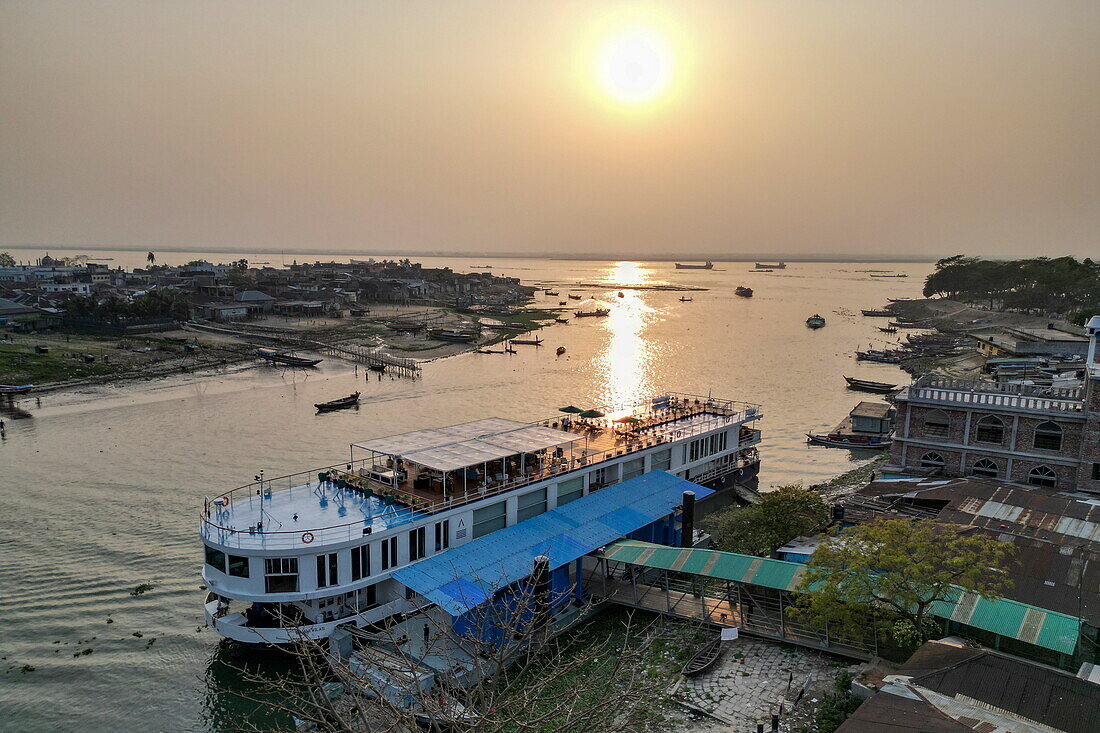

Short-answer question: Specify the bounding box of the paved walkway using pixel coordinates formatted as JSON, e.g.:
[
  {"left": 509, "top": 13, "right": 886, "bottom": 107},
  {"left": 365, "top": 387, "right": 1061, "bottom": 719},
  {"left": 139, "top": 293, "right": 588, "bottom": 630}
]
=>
[{"left": 673, "top": 637, "right": 859, "bottom": 731}]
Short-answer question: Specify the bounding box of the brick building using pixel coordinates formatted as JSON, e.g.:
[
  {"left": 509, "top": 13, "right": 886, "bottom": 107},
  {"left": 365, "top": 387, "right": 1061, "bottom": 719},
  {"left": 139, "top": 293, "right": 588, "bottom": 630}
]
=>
[{"left": 889, "top": 315, "right": 1100, "bottom": 494}]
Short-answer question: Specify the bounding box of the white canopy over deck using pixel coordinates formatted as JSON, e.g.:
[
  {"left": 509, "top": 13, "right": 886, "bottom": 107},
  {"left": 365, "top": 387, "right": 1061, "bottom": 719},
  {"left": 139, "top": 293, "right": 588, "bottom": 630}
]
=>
[{"left": 351, "top": 417, "right": 581, "bottom": 473}]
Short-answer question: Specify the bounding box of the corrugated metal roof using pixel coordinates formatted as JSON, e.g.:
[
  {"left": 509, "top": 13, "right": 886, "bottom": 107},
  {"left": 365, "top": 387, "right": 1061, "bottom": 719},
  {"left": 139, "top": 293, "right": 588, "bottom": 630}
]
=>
[
  {"left": 392, "top": 471, "right": 711, "bottom": 615},
  {"left": 604, "top": 540, "right": 1081, "bottom": 655}
]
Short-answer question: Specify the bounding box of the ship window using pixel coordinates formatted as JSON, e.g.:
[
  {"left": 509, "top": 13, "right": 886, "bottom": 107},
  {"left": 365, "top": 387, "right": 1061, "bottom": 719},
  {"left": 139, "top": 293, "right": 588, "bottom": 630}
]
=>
[
  {"left": 205, "top": 546, "right": 226, "bottom": 573},
  {"left": 264, "top": 557, "right": 299, "bottom": 593},
  {"left": 621, "top": 458, "right": 645, "bottom": 481},
  {"left": 975, "top": 416, "right": 1004, "bottom": 444},
  {"left": 316, "top": 553, "right": 339, "bottom": 588},
  {"left": 228, "top": 555, "right": 249, "bottom": 578},
  {"left": 434, "top": 520, "right": 450, "bottom": 552},
  {"left": 919, "top": 452, "right": 945, "bottom": 468},
  {"left": 472, "top": 501, "right": 507, "bottom": 538},
  {"left": 1033, "top": 422, "right": 1062, "bottom": 451},
  {"left": 557, "top": 477, "right": 584, "bottom": 506},
  {"left": 1027, "top": 465, "right": 1057, "bottom": 488},
  {"left": 379, "top": 537, "right": 398, "bottom": 571},
  {"left": 924, "top": 410, "right": 950, "bottom": 438},
  {"left": 408, "top": 526, "right": 426, "bottom": 561},
  {"left": 351, "top": 544, "right": 370, "bottom": 581},
  {"left": 971, "top": 458, "right": 999, "bottom": 479},
  {"left": 651, "top": 449, "right": 671, "bottom": 472},
  {"left": 517, "top": 488, "right": 548, "bottom": 522}
]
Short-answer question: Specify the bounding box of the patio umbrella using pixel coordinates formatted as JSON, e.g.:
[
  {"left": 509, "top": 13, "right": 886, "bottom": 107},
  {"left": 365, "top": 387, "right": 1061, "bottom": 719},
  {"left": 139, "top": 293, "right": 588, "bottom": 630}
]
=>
[
  {"left": 558, "top": 405, "right": 583, "bottom": 414},
  {"left": 613, "top": 416, "right": 640, "bottom": 424},
  {"left": 578, "top": 409, "right": 605, "bottom": 419}
]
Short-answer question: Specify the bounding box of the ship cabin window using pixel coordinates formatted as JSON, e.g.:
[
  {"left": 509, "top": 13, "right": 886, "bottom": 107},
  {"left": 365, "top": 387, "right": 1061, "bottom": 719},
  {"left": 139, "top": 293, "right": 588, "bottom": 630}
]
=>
[
  {"left": 316, "top": 553, "right": 339, "bottom": 588},
  {"left": 380, "top": 536, "right": 398, "bottom": 571},
  {"left": 651, "top": 449, "right": 672, "bottom": 472},
  {"left": 228, "top": 555, "right": 250, "bottom": 578},
  {"left": 408, "top": 526, "right": 426, "bottom": 561},
  {"left": 975, "top": 416, "right": 1004, "bottom": 445},
  {"left": 556, "top": 477, "right": 584, "bottom": 506},
  {"left": 351, "top": 544, "right": 370, "bottom": 581},
  {"left": 621, "top": 457, "right": 645, "bottom": 481},
  {"left": 1033, "top": 422, "right": 1063, "bottom": 451},
  {"left": 589, "top": 466, "right": 612, "bottom": 490},
  {"left": 434, "top": 520, "right": 450, "bottom": 552},
  {"left": 472, "top": 501, "right": 507, "bottom": 539},
  {"left": 517, "top": 488, "right": 548, "bottom": 522},
  {"left": 1027, "top": 465, "right": 1058, "bottom": 488},
  {"left": 264, "top": 557, "right": 299, "bottom": 593},
  {"left": 919, "top": 452, "right": 945, "bottom": 469},
  {"left": 923, "top": 410, "right": 950, "bottom": 438},
  {"left": 205, "top": 546, "right": 226, "bottom": 573},
  {"left": 971, "top": 458, "right": 999, "bottom": 479}
]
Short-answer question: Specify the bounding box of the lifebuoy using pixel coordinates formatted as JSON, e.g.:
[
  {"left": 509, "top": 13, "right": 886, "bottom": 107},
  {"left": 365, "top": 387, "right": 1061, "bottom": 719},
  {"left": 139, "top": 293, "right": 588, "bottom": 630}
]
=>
[
  {"left": 213, "top": 495, "right": 231, "bottom": 508},
  {"left": 301, "top": 532, "right": 315, "bottom": 544}
]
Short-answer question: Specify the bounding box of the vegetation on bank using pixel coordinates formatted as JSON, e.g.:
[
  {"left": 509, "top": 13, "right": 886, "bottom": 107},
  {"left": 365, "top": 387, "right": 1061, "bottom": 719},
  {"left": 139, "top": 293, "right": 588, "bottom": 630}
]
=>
[
  {"left": 702, "top": 485, "right": 828, "bottom": 557},
  {"left": 923, "top": 255, "right": 1099, "bottom": 325},
  {"left": 60, "top": 290, "right": 192, "bottom": 321}
]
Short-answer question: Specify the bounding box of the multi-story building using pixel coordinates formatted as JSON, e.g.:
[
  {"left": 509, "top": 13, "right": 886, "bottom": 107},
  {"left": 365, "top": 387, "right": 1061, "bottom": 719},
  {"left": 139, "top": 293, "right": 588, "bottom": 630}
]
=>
[{"left": 889, "top": 315, "right": 1100, "bottom": 494}]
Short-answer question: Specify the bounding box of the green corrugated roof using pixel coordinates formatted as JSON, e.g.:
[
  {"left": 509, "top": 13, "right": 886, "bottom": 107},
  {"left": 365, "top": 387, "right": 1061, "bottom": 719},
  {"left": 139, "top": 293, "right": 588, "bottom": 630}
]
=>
[{"left": 602, "top": 540, "right": 1081, "bottom": 656}]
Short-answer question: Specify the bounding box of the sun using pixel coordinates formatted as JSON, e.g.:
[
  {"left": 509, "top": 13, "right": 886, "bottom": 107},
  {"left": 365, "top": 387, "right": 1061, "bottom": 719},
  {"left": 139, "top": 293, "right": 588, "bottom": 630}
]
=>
[{"left": 596, "top": 28, "right": 673, "bottom": 105}]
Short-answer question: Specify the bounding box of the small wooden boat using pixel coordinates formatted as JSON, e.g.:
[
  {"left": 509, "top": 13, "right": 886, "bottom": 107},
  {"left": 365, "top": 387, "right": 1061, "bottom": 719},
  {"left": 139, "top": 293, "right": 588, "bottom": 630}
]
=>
[
  {"left": 545, "top": 291, "right": 559, "bottom": 296},
  {"left": 735, "top": 286, "right": 753, "bottom": 297},
  {"left": 476, "top": 348, "right": 503, "bottom": 354},
  {"left": 878, "top": 326, "right": 898, "bottom": 334},
  {"left": 861, "top": 309, "right": 893, "bottom": 317},
  {"left": 256, "top": 348, "right": 322, "bottom": 367},
  {"left": 0, "top": 384, "right": 34, "bottom": 395},
  {"left": 807, "top": 432, "right": 892, "bottom": 449},
  {"left": 554, "top": 317, "right": 569, "bottom": 324},
  {"left": 568, "top": 294, "right": 582, "bottom": 300},
  {"left": 315, "top": 392, "right": 360, "bottom": 411},
  {"left": 889, "top": 321, "right": 927, "bottom": 329},
  {"left": 870, "top": 273, "right": 908, "bottom": 278},
  {"left": 556, "top": 346, "right": 566, "bottom": 355},
  {"left": 683, "top": 635, "right": 724, "bottom": 677},
  {"left": 367, "top": 362, "right": 386, "bottom": 372},
  {"left": 575, "top": 308, "right": 610, "bottom": 317},
  {"left": 844, "top": 376, "right": 900, "bottom": 393},
  {"left": 559, "top": 300, "right": 567, "bottom": 306},
  {"left": 510, "top": 337, "right": 543, "bottom": 346},
  {"left": 429, "top": 328, "right": 479, "bottom": 343},
  {"left": 856, "top": 350, "right": 902, "bottom": 363},
  {"left": 806, "top": 314, "right": 826, "bottom": 329},
  {"left": 679, "top": 296, "right": 693, "bottom": 302}
]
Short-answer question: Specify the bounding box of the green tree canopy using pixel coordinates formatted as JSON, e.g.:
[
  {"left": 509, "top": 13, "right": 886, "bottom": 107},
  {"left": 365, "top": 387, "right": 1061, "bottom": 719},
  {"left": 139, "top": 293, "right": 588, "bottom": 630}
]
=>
[
  {"left": 702, "top": 484, "right": 828, "bottom": 557},
  {"left": 796, "top": 519, "right": 1014, "bottom": 643},
  {"left": 0, "top": 251, "right": 15, "bottom": 267}
]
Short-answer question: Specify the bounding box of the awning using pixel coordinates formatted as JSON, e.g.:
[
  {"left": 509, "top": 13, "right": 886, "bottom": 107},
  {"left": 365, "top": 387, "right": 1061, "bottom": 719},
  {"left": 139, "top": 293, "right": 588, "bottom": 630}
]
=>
[
  {"left": 352, "top": 417, "right": 580, "bottom": 472},
  {"left": 392, "top": 471, "right": 712, "bottom": 615}
]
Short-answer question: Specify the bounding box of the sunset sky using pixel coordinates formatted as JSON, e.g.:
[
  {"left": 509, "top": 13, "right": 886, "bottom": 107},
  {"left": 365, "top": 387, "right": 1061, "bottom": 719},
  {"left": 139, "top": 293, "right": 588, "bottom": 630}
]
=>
[{"left": 1, "top": 1, "right": 1097, "bottom": 259}]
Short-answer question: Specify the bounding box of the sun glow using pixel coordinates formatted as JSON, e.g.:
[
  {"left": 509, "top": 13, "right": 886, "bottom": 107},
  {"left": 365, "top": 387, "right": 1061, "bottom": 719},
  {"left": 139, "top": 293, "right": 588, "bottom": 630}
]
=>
[{"left": 596, "top": 28, "right": 673, "bottom": 104}]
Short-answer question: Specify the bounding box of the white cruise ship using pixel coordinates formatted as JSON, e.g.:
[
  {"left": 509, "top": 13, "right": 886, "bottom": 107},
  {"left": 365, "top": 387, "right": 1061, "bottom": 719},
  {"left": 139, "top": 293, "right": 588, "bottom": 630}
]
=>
[{"left": 201, "top": 392, "right": 762, "bottom": 644}]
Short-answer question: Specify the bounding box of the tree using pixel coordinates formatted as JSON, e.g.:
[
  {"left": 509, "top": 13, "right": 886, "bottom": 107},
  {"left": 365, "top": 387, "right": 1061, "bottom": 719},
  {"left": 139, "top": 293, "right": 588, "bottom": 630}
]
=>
[
  {"left": 795, "top": 519, "right": 1013, "bottom": 645},
  {"left": 702, "top": 484, "right": 828, "bottom": 557},
  {"left": 0, "top": 251, "right": 14, "bottom": 266}
]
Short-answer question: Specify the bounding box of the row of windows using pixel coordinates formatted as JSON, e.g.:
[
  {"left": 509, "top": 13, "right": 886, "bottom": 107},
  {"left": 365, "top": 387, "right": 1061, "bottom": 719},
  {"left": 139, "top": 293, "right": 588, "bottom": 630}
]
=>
[
  {"left": 921, "top": 411, "right": 1064, "bottom": 451},
  {"left": 205, "top": 547, "right": 250, "bottom": 578},
  {"left": 918, "top": 451, "right": 1060, "bottom": 487},
  {"left": 687, "top": 432, "right": 729, "bottom": 463}
]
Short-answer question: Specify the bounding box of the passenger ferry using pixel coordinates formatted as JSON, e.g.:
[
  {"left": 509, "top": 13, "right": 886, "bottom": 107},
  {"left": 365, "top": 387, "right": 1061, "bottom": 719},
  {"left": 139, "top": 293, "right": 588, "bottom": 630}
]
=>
[{"left": 201, "top": 392, "right": 762, "bottom": 644}]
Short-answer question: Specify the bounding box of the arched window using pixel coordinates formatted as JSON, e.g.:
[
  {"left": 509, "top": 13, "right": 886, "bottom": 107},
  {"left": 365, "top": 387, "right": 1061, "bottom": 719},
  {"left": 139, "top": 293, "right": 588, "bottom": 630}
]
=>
[
  {"left": 1028, "top": 465, "right": 1057, "bottom": 488},
  {"left": 971, "top": 458, "right": 999, "bottom": 478},
  {"left": 975, "top": 415, "right": 1004, "bottom": 444},
  {"left": 920, "top": 451, "right": 945, "bottom": 469},
  {"left": 1033, "top": 422, "right": 1063, "bottom": 451},
  {"left": 924, "top": 410, "right": 950, "bottom": 438}
]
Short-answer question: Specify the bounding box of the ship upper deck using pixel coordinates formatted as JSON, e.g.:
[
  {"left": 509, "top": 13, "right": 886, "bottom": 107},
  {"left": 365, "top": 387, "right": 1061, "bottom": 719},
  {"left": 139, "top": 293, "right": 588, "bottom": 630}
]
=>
[{"left": 200, "top": 393, "right": 762, "bottom": 551}]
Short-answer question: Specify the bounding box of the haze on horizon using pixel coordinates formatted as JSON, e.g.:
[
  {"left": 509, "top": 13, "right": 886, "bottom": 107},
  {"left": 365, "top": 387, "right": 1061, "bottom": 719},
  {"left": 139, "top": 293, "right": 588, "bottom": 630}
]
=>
[{"left": 1, "top": 1, "right": 1097, "bottom": 261}]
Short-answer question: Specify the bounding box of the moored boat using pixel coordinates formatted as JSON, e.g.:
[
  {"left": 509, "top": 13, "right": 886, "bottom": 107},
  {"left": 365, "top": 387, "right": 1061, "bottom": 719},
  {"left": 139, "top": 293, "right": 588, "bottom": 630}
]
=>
[
  {"left": 870, "top": 273, "right": 908, "bottom": 278},
  {"left": 315, "top": 392, "right": 361, "bottom": 411},
  {"left": 429, "top": 328, "right": 480, "bottom": 343},
  {"left": 860, "top": 309, "right": 893, "bottom": 317},
  {"left": 878, "top": 326, "right": 898, "bottom": 334},
  {"left": 545, "top": 291, "right": 559, "bottom": 296},
  {"left": 806, "top": 314, "right": 826, "bottom": 329},
  {"left": 0, "top": 384, "right": 34, "bottom": 395},
  {"left": 568, "top": 294, "right": 582, "bottom": 300},
  {"left": 575, "top": 308, "right": 610, "bottom": 317},
  {"left": 735, "top": 286, "right": 753, "bottom": 298},
  {"left": 679, "top": 296, "right": 693, "bottom": 302},
  {"left": 683, "top": 634, "right": 724, "bottom": 677},
  {"left": 844, "top": 376, "right": 900, "bottom": 393},
  {"left": 509, "top": 337, "right": 543, "bottom": 346},
  {"left": 806, "top": 432, "right": 892, "bottom": 449},
  {"left": 675, "top": 260, "right": 714, "bottom": 269},
  {"left": 554, "top": 317, "right": 569, "bottom": 324},
  {"left": 556, "top": 346, "right": 566, "bottom": 355},
  {"left": 256, "top": 348, "right": 322, "bottom": 367},
  {"left": 368, "top": 362, "right": 386, "bottom": 372},
  {"left": 754, "top": 261, "right": 786, "bottom": 269},
  {"left": 856, "top": 349, "right": 903, "bottom": 363}
]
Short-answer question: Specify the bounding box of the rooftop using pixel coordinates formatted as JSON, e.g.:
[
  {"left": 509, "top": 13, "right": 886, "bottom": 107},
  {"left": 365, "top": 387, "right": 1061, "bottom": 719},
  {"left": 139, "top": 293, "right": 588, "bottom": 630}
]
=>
[
  {"left": 850, "top": 401, "right": 893, "bottom": 419},
  {"left": 900, "top": 375, "right": 1084, "bottom": 415}
]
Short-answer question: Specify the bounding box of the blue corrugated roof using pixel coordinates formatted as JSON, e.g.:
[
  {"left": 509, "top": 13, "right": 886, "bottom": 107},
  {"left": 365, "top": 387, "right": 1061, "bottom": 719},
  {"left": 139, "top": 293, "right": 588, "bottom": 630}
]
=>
[{"left": 392, "top": 471, "right": 712, "bottom": 615}]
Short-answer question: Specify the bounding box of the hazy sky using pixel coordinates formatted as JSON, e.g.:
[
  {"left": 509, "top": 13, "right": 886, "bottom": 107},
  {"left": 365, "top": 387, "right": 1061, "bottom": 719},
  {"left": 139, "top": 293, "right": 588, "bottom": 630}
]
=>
[{"left": 1, "top": 1, "right": 1097, "bottom": 259}]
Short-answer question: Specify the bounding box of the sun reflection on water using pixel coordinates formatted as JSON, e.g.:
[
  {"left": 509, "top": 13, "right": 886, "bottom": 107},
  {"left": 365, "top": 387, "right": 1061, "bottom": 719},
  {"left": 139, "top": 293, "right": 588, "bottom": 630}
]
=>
[{"left": 595, "top": 261, "right": 658, "bottom": 411}]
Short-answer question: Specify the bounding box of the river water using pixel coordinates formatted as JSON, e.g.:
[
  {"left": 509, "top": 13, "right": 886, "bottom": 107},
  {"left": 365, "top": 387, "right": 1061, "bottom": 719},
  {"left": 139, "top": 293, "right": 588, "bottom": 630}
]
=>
[{"left": 0, "top": 255, "right": 928, "bottom": 731}]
